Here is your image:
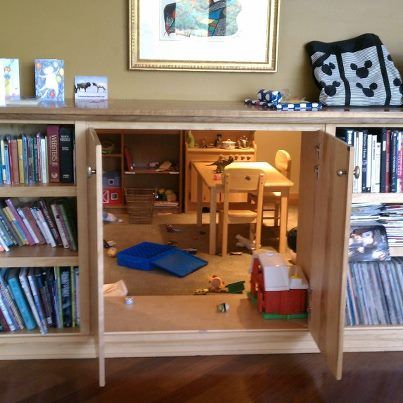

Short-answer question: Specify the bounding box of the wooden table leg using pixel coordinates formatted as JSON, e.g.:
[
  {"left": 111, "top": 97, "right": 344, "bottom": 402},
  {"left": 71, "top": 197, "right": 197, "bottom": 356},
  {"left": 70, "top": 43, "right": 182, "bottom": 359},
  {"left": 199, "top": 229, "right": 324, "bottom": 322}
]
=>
[
  {"left": 209, "top": 187, "right": 217, "bottom": 255},
  {"left": 279, "top": 189, "right": 289, "bottom": 254},
  {"left": 196, "top": 171, "right": 203, "bottom": 227}
]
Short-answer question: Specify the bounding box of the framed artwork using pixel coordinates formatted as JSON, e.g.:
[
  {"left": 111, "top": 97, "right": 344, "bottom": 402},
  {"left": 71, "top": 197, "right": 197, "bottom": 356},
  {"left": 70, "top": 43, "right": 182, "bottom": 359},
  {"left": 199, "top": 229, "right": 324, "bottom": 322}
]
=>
[{"left": 129, "top": 0, "right": 280, "bottom": 72}]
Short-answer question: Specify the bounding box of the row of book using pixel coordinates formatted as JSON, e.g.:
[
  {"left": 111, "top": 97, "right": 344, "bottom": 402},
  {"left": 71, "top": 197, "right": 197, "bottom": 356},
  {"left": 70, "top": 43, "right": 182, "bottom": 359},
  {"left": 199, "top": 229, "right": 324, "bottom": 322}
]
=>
[
  {"left": 0, "top": 267, "right": 79, "bottom": 334},
  {"left": 0, "top": 198, "right": 77, "bottom": 252},
  {"left": 345, "top": 259, "right": 403, "bottom": 326},
  {"left": 351, "top": 203, "right": 403, "bottom": 248},
  {"left": 337, "top": 127, "right": 402, "bottom": 193},
  {"left": 0, "top": 125, "right": 75, "bottom": 185}
]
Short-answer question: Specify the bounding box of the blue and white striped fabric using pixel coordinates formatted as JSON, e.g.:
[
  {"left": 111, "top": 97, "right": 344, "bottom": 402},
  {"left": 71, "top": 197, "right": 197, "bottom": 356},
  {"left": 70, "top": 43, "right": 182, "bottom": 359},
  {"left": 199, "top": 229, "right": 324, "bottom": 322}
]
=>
[
  {"left": 244, "top": 98, "right": 323, "bottom": 111},
  {"left": 306, "top": 33, "right": 403, "bottom": 106}
]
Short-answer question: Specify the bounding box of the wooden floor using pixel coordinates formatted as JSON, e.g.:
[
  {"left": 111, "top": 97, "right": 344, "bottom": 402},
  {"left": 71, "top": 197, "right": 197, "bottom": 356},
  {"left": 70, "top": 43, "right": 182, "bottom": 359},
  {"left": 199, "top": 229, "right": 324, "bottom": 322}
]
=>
[{"left": 2, "top": 352, "right": 403, "bottom": 402}]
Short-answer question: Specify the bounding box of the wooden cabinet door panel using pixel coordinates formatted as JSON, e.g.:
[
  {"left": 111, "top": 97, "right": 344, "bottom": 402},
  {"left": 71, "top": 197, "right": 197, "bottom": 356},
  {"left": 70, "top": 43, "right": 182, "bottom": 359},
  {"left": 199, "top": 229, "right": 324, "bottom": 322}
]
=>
[
  {"left": 87, "top": 128, "right": 105, "bottom": 387},
  {"left": 298, "top": 131, "right": 353, "bottom": 380}
]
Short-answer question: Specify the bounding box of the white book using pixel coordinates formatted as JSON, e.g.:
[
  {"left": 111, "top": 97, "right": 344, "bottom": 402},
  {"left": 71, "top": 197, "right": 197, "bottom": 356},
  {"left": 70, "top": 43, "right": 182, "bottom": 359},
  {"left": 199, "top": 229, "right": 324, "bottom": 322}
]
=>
[
  {"left": 40, "top": 136, "right": 48, "bottom": 184},
  {"left": 370, "top": 135, "right": 377, "bottom": 192},
  {"left": 30, "top": 207, "right": 56, "bottom": 247},
  {"left": 374, "top": 140, "right": 381, "bottom": 193},
  {"left": 0, "top": 289, "right": 16, "bottom": 331},
  {"left": 357, "top": 131, "right": 363, "bottom": 194},
  {"left": 27, "top": 268, "right": 48, "bottom": 334},
  {"left": 0, "top": 233, "right": 10, "bottom": 252},
  {"left": 17, "top": 208, "right": 39, "bottom": 244},
  {"left": 353, "top": 131, "right": 360, "bottom": 193},
  {"left": 366, "top": 133, "right": 373, "bottom": 192}
]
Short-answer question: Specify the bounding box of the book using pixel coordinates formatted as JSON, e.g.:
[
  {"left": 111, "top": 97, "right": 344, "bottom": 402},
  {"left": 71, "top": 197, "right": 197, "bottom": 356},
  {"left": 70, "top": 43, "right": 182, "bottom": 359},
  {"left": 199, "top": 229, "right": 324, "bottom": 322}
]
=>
[
  {"left": 58, "top": 200, "right": 78, "bottom": 251},
  {"left": 27, "top": 268, "right": 48, "bottom": 334},
  {"left": 60, "top": 267, "right": 72, "bottom": 328},
  {"left": 9, "top": 137, "right": 19, "bottom": 185},
  {"left": 73, "top": 267, "right": 80, "bottom": 327},
  {"left": 34, "top": 268, "right": 53, "bottom": 327},
  {"left": 50, "top": 203, "right": 70, "bottom": 249},
  {"left": 59, "top": 126, "right": 75, "bottom": 183},
  {"left": 47, "top": 125, "right": 60, "bottom": 183},
  {"left": 34, "top": 59, "right": 64, "bottom": 102},
  {"left": 348, "top": 225, "right": 390, "bottom": 262},
  {"left": 38, "top": 199, "right": 62, "bottom": 246},
  {"left": 17, "top": 137, "right": 24, "bottom": 184},
  {"left": 5, "top": 199, "right": 35, "bottom": 245},
  {"left": 0, "top": 269, "right": 24, "bottom": 330},
  {"left": 30, "top": 207, "right": 56, "bottom": 247},
  {"left": 6, "top": 269, "right": 36, "bottom": 330},
  {"left": 54, "top": 266, "right": 63, "bottom": 328},
  {"left": 21, "top": 206, "right": 46, "bottom": 244},
  {"left": 19, "top": 267, "right": 46, "bottom": 334}
]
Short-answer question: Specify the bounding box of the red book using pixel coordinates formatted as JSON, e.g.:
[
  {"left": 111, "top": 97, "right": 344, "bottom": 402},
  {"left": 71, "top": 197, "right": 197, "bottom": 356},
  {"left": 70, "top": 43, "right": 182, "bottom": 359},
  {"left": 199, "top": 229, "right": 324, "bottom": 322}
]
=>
[
  {"left": 22, "top": 206, "right": 46, "bottom": 244},
  {"left": 9, "top": 138, "right": 20, "bottom": 185},
  {"left": 47, "top": 125, "right": 60, "bottom": 183},
  {"left": 385, "top": 129, "right": 391, "bottom": 193},
  {"left": 5, "top": 199, "right": 35, "bottom": 246}
]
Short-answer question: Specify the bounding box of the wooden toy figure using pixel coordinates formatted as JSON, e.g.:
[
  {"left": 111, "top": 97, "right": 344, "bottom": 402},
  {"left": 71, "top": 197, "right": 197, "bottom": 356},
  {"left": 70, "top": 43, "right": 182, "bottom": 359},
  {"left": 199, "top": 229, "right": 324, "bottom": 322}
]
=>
[{"left": 209, "top": 275, "right": 226, "bottom": 292}]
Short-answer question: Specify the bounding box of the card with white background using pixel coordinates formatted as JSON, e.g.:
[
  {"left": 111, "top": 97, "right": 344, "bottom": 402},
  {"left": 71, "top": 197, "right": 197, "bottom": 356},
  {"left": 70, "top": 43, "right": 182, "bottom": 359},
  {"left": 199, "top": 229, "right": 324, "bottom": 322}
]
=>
[{"left": 74, "top": 76, "right": 108, "bottom": 101}]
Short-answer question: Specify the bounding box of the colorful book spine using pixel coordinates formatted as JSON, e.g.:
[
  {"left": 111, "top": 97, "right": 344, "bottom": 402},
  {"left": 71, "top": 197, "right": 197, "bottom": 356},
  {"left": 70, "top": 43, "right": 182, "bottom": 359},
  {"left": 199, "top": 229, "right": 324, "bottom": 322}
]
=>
[
  {"left": 27, "top": 268, "right": 48, "bottom": 334},
  {"left": 5, "top": 199, "right": 35, "bottom": 245},
  {"left": 38, "top": 199, "right": 62, "bottom": 246},
  {"left": 19, "top": 267, "right": 46, "bottom": 334},
  {"left": 46, "top": 125, "right": 60, "bottom": 183},
  {"left": 6, "top": 269, "right": 36, "bottom": 330},
  {"left": 17, "top": 137, "right": 24, "bottom": 184}
]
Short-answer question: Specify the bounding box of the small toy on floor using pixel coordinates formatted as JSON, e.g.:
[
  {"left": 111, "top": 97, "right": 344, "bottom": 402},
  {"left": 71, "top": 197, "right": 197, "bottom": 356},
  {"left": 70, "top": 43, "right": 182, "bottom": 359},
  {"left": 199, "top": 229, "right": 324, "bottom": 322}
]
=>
[
  {"left": 217, "top": 302, "right": 229, "bottom": 313},
  {"left": 209, "top": 275, "right": 226, "bottom": 293},
  {"left": 107, "top": 247, "right": 118, "bottom": 258}
]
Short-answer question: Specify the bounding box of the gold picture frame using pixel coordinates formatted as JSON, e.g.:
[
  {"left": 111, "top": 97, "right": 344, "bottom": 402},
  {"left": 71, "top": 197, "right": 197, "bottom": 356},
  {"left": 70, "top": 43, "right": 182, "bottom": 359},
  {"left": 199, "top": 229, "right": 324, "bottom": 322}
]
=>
[{"left": 129, "top": 0, "right": 280, "bottom": 72}]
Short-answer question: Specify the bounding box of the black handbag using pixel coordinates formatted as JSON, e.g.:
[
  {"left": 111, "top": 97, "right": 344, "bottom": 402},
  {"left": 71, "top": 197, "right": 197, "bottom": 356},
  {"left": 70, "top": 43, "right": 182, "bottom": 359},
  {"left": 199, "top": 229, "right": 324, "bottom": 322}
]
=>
[{"left": 306, "top": 33, "right": 403, "bottom": 106}]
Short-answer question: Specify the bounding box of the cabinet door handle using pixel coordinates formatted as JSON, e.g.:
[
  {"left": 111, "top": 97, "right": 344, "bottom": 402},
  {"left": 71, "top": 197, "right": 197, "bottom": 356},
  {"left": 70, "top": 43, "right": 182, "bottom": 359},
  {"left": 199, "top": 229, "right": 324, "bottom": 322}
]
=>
[
  {"left": 336, "top": 166, "right": 360, "bottom": 179},
  {"left": 87, "top": 166, "right": 97, "bottom": 178}
]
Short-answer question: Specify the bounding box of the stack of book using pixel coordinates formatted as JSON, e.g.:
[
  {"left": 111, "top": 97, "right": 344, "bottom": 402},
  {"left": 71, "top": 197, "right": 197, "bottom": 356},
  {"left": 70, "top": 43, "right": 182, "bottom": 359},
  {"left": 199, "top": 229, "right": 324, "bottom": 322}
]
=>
[
  {"left": 0, "top": 198, "right": 77, "bottom": 252},
  {"left": 351, "top": 203, "right": 403, "bottom": 247},
  {"left": 0, "top": 266, "right": 80, "bottom": 333},
  {"left": 0, "top": 125, "right": 75, "bottom": 185},
  {"left": 346, "top": 259, "right": 403, "bottom": 326},
  {"left": 337, "top": 127, "right": 402, "bottom": 193}
]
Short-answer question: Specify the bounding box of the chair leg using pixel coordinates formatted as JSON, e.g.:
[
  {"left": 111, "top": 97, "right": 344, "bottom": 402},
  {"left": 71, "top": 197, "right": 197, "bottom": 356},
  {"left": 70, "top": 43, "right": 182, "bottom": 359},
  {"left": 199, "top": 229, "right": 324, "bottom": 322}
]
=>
[
  {"left": 274, "top": 201, "right": 280, "bottom": 227},
  {"left": 254, "top": 221, "right": 262, "bottom": 250},
  {"left": 222, "top": 221, "right": 228, "bottom": 256}
]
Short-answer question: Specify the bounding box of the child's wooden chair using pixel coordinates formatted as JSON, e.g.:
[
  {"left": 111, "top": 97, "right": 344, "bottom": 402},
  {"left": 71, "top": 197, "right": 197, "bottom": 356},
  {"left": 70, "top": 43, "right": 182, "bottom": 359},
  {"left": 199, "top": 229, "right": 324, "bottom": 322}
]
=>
[{"left": 218, "top": 165, "right": 266, "bottom": 256}]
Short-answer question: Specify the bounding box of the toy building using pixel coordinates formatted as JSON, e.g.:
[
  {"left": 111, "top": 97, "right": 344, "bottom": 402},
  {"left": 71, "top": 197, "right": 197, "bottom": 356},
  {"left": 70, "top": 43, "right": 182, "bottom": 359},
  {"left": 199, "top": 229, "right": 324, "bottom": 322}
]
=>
[{"left": 249, "top": 250, "right": 308, "bottom": 319}]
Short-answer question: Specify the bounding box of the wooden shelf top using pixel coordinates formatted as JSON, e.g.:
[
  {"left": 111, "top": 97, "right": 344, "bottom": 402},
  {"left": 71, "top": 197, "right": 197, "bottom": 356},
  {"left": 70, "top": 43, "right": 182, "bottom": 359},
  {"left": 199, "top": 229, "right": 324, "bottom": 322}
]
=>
[
  {"left": 0, "top": 327, "right": 81, "bottom": 338},
  {"left": 0, "top": 99, "right": 402, "bottom": 125},
  {"left": 0, "top": 183, "right": 77, "bottom": 198},
  {"left": 0, "top": 245, "right": 79, "bottom": 267}
]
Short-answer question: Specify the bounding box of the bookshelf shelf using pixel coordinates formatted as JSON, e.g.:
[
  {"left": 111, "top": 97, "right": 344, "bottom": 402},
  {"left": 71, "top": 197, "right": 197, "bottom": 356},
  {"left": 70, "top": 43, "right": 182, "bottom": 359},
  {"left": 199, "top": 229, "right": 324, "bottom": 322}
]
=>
[
  {"left": 0, "top": 327, "right": 81, "bottom": 337},
  {"left": 0, "top": 245, "right": 78, "bottom": 267},
  {"left": 0, "top": 184, "right": 77, "bottom": 198},
  {"left": 352, "top": 193, "right": 403, "bottom": 203}
]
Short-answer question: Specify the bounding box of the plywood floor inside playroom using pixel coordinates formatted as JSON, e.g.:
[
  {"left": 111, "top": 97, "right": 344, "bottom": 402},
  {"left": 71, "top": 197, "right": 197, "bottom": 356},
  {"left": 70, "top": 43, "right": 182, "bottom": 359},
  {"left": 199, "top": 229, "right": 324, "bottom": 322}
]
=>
[{"left": 103, "top": 208, "right": 297, "bottom": 296}]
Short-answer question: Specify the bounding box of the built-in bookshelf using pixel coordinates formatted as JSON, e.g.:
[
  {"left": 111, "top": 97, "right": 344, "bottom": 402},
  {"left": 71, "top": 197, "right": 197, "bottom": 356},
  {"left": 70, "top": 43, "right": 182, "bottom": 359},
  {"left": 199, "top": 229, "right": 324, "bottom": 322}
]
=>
[
  {"left": 336, "top": 125, "right": 403, "bottom": 329},
  {"left": 0, "top": 266, "right": 80, "bottom": 334}
]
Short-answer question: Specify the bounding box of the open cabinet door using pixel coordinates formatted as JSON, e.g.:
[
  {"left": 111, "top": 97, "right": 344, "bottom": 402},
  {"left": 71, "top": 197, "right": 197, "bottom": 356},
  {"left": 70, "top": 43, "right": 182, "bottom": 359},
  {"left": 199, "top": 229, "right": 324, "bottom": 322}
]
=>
[
  {"left": 297, "top": 131, "right": 353, "bottom": 380},
  {"left": 87, "top": 128, "right": 105, "bottom": 387}
]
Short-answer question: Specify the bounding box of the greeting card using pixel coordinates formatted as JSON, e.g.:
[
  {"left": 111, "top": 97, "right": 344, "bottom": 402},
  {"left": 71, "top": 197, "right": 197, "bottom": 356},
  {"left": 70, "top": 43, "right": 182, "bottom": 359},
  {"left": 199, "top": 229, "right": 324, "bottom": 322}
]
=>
[{"left": 35, "top": 59, "right": 64, "bottom": 102}]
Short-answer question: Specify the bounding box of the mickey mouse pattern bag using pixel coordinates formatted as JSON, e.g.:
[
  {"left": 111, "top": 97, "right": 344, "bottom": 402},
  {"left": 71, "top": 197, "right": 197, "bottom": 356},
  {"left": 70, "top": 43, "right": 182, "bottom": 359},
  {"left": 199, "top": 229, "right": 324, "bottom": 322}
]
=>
[{"left": 306, "top": 33, "right": 403, "bottom": 106}]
